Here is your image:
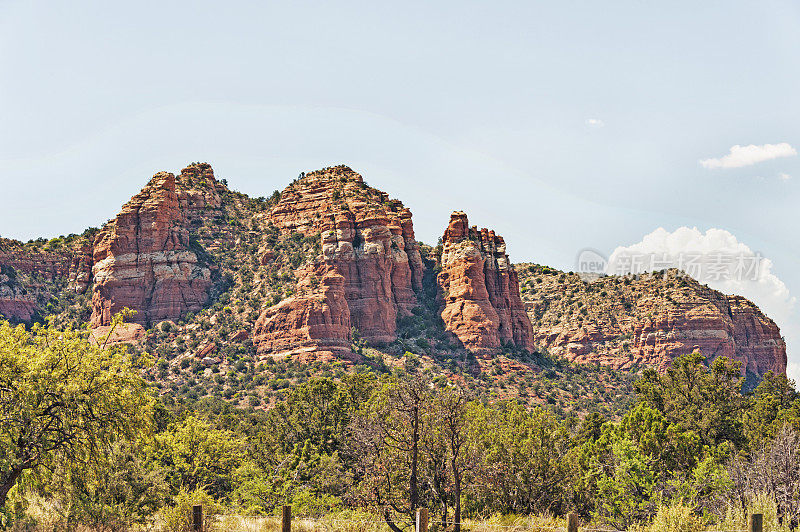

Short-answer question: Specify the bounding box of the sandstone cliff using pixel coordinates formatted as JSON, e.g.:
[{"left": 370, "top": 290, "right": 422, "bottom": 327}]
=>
[
  {"left": 517, "top": 265, "right": 786, "bottom": 382},
  {"left": 90, "top": 169, "right": 216, "bottom": 327},
  {"left": 0, "top": 273, "right": 37, "bottom": 323},
  {"left": 0, "top": 238, "right": 93, "bottom": 322},
  {"left": 0, "top": 162, "right": 788, "bottom": 394},
  {"left": 438, "top": 212, "right": 535, "bottom": 354},
  {"left": 253, "top": 263, "right": 352, "bottom": 358},
  {"left": 253, "top": 165, "right": 425, "bottom": 355}
]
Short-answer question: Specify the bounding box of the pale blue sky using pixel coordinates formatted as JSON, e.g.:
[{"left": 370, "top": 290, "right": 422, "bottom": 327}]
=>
[{"left": 1, "top": 1, "right": 798, "bottom": 377}]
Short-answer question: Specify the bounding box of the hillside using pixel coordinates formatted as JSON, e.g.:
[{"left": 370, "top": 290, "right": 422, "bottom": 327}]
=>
[
  {"left": 0, "top": 163, "right": 787, "bottom": 415},
  {"left": 516, "top": 264, "right": 787, "bottom": 388}
]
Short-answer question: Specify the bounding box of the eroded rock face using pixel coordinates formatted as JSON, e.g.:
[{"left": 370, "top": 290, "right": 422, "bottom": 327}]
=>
[
  {"left": 726, "top": 296, "right": 787, "bottom": 377},
  {"left": 0, "top": 240, "right": 93, "bottom": 321},
  {"left": 253, "top": 263, "right": 352, "bottom": 356},
  {"left": 620, "top": 293, "right": 786, "bottom": 378},
  {"left": 437, "top": 212, "right": 534, "bottom": 355},
  {"left": 175, "top": 163, "right": 223, "bottom": 230},
  {"left": 0, "top": 284, "right": 37, "bottom": 322},
  {"left": 89, "top": 322, "right": 146, "bottom": 346},
  {"left": 67, "top": 243, "right": 94, "bottom": 293},
  {"left": 90, "top": 171, "right": 214, "bottom": 327},
  {"left": 518, "top": 267, "right": 787, "bottom": 380},
  {"left": 0, "top": 252, "right": 68, "bottom": 279},
  {"left": 253, "top": 165, "right": 424, "bottom": 355}
]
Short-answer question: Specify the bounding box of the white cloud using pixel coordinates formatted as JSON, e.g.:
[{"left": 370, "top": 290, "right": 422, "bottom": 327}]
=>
[
  {"left": 779, "top": 172, "right": 792, "bottom": 181},
  {"left": 700, "top": 143, "right": 796, "bottom": 169},
  {"left": 607, "top": 227, "right": 797, "bottom": 376},
  {"left": 585, "top": 118, "right": 605, "bottom": 128}
]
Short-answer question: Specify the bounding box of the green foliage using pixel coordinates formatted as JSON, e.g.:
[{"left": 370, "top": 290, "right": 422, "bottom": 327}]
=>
[
  {"left": 22, "top": 440, "right": 168, "bottom": 530},
  {"left": 744, "top": 372, "right": 800, "bottom": 446},
  {"left": 0, "top": 310, "right": 154, "bottom": 509},
  {"left": 157, "top": 487, "right": 221, "bottom": 532},
  {"left": 3, "top": 341, "right": 799, "bottom": 529},
  {"left": 152, "top": 416, "right": 245, "bottom": 499},
  {"left": 593, "top": 436, "right": 656, "bottom": 528},
  {"left": 466, "top": 401, "right": 570, "bottom": 515},
  {"left": 636, "top": 351, "right": 748, "bottom": 451},
  {"left": 228, "top": 376, "right": 374, "bottom": 516}
]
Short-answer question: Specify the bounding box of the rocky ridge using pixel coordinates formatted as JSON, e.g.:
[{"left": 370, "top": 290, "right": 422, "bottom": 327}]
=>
[
  {"left": 0, "top": 163, "right": 788, "bottom": 413},
  {"left": 517, "top": 265, "right": 787, "bottom": 383},
  {"left": 0, "top": 238, "right": 94, "bottom": 322},
  {"left": 0, "top": 272, "right": 38, "bottom": 323}
]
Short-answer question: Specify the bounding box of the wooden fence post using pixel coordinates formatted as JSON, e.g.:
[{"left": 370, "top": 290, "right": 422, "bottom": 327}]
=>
[
  {"left": 192, "top": 504, "right": 202, "bottom": 532},
  {"left": 416, "top": 507, "right": 429, "bottom": 532},
  {"left": 750, "top": 514, "right": 763, "bottom": 532},
  {"left": 567, "top": 513, "right": 578, "bottom": 532},
  {"left": 282, "top": 505, "right": 292, "bottom": 532}
]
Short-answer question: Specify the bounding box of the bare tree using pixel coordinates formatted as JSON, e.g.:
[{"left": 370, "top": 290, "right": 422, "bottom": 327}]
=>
[
  {"left": 729, "top": 424, "right": 800, "bottom": 528},
  {"left": 423, "top": 386, "right": 472, "bottom": 531},
  {"left": 349, "top": 376, "right": 430, "bottom": 532}
]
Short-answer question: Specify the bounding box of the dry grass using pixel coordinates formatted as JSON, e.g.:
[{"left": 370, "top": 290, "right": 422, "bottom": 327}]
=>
[
  {"left": 10, "top": 498, "right": 791, "bottom": 532},
  {"left": 458, "top": 514, "right": 566, "bottom": 532},
  {"left": 211, "top": 512, "right": 567, "bottom": 532},
  {"left": 628, "top": 495, "right": 792, "bottom": 532},
  {"left": 213, "top": 512, "right": 387, "bottom": 532}
]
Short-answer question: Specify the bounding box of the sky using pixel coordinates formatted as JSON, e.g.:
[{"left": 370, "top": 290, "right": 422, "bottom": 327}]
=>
[{"left": 1, "top": 0, "right": 798, "bottom": 380}]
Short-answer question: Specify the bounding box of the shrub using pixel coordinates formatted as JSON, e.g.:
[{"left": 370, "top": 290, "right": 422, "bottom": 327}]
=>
[
  {"left": 289, "top": 489, "right": 342, "bottom": 518},
  {"left": 643, "top": 503, "right": 704, "bottom": 532},
  {"left": 157, "top": 487, "right": 221, "bottom": 532},
  {"left": 718, "top": 493, "right": 792, "bottom": 532}
]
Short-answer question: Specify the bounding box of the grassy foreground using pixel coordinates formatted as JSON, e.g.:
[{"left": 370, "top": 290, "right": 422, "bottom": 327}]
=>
[{"left": 185, "top": 496, "right": 790, "bottom": 532}]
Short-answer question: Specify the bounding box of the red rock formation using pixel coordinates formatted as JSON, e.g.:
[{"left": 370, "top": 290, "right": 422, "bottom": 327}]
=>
[
  {"left": 89, "top": 322, "right": 146, "bottom": 346},
  {"left": 175, "top": 163, "right": 223, "bottom": 229},
  {"left": 0, "top": 284, "right": 37, "bottom": 323},
  {"left": 0, "top": 251, "right": 70, "bottom": 279},
  {"left": 437, "top": 211, "right": 534, "bottom": 355},
  {"left": 254, "top": 166, "right": 424, "bottom": 355},
  {"left": 0, "top": 164, "right": 222, "bottom": 326},
  {"left": 727, "top": 295, "right": 786, "bottom": 377},
  {"left": 197, "top": 341, "right": 217, "bottom": 358},
  {"left": 253, "top": 263, "right": 352, "bottom": 357},
  {"left": 520, "top": 268, "right": 787, "bottom": 379},
  {"left": 0, "top": 239, "right": 93, "bottom": 321},
  {"left": 90, "top": 171, "right": 214, "bottom": 327},
  {"left": 67, "top": 242, "right": 94, "bottom": 293},
  {"left": 230, "top": 329, "right": 249, "bottom": 342},
  {"left": 624, "top": 291, "right": 786, "bottom": 377}
]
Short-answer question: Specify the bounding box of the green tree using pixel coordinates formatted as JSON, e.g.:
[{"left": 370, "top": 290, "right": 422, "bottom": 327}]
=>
[
  {"left": 744, "top": 372, "right": 800, "bottom": 447},
  {"left": 620, "top": 401, "right": 700, "bottom": 478},
  {"left": 233, "top": 375, "right": 374, "bottom": 515},
  {"left": 423, "top": 386, "right": 472, "bottom": 532},
  {"left": 593, "top": 434, "right": 656, "bottom": 528},
  {"left": 267, "top": 376, "right": 372, "bottom": 456},
  {"left": 636, "top": 351, "right": 748, "bottom": 450},
  {"left": 467, "top": 401, "right": 570, "bottom": 515},
  {"left": 0, "top": 313, "right": 153, "bottom": 509},
  {"left": 33, "top": 440, "right": 168, "bottom": 530},
  {"left": 152, "top": 416, "right": 245, "bottom": 499}
]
